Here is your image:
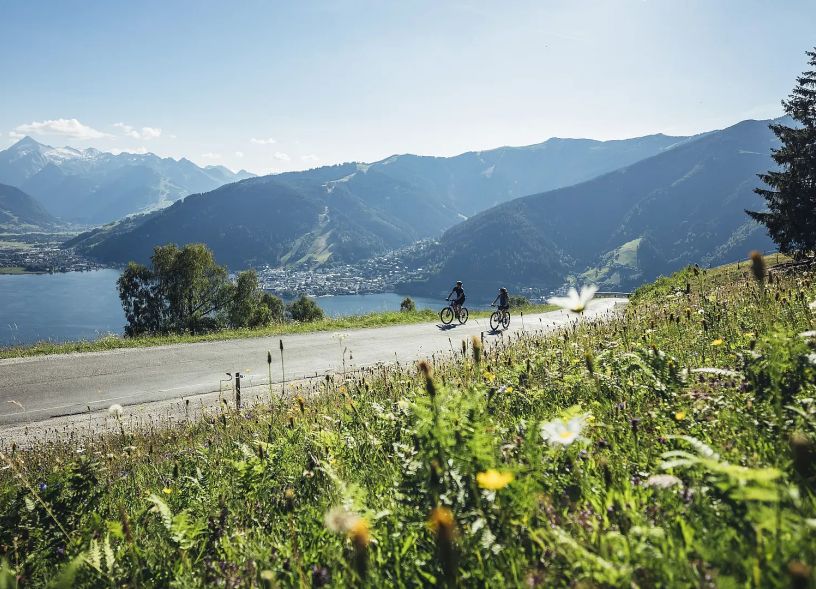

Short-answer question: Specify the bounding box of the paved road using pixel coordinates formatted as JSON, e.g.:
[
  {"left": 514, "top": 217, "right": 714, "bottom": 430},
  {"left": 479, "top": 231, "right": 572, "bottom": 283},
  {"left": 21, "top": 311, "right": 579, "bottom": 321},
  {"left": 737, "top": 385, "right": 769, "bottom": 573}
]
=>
[{"left": 0, "top": 300, "right": 624, "bottom": 428}]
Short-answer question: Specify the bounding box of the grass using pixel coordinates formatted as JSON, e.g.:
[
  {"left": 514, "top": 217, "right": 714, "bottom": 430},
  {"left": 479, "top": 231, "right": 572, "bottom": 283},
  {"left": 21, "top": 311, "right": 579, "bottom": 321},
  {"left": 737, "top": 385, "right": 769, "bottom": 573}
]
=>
[
  {"left": 0, "top": 303, "right": 558, "bottom": 360},
  {"left": 1, "top": 256, "right": 814, "bottom": 587},
  {"left": 0, "top": 266, "right": 38, "bottom": 275}
]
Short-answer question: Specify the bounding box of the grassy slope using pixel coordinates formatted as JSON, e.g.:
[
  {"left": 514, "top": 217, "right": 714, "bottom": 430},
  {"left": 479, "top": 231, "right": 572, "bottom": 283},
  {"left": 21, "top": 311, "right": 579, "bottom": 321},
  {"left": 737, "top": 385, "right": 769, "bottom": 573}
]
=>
[
  {"left": 0, "top": 304, "right": 557, "bottom": 360},
  {"left": 1, "top": 257, "right": 815, "bottom": 587}
]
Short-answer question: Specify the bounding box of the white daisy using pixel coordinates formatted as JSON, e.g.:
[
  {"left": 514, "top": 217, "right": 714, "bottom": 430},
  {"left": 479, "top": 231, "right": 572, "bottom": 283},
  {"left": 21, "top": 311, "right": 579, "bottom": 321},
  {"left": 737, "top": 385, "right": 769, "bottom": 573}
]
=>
[
  {"left": 540, "top": 415, "right": 588, "bottom": 446},
  {"left": 548, "top": 285, "right": 598, "bottom": 313},
  {"left": 108, "top": 404, "right": 124, "bottom": 418}
]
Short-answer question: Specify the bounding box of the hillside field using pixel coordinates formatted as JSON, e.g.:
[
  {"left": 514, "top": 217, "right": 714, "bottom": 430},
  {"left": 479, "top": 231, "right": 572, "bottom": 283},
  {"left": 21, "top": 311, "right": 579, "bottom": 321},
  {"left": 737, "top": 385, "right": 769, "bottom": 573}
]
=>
[{"left": 1, "top": 256, "right": 815, "bottom": 587}]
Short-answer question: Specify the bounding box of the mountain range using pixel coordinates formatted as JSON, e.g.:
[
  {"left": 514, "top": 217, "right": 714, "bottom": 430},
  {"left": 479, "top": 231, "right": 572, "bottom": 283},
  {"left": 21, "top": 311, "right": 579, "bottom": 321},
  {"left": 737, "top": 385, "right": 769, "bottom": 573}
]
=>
[
  {"left": 68, "top": 132, "right": 693, "bottom": 268},
  {"left": 0, "top": 137, "right": 255, "bottom": 224},
  {"left": 399, "top": 118, "right": 779, "bottom": 297}
]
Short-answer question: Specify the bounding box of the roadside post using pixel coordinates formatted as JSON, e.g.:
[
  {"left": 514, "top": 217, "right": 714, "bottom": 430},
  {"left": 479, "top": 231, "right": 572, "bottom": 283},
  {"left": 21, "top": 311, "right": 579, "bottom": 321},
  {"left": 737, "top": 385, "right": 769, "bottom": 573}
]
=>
[{"left": 235, "top": 372, "right": 242, "bottom": 410}]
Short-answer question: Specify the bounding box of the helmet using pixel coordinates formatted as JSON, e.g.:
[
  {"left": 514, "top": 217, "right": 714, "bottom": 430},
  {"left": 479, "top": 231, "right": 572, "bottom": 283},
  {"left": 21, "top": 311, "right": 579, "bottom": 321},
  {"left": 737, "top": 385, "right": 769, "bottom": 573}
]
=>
[
  {"left": 456, "top": 281, "right": 463, "bottom": 286},
  {"left": 500, "top": 287, "right": 507, "bottom": 293}
]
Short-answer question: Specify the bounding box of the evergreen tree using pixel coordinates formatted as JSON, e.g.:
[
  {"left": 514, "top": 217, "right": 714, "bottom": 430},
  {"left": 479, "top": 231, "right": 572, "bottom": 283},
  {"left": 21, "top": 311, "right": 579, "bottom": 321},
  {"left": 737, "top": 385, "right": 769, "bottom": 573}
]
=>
[{"left": 747, "top": 47, "right": 816, "bottom": 257}]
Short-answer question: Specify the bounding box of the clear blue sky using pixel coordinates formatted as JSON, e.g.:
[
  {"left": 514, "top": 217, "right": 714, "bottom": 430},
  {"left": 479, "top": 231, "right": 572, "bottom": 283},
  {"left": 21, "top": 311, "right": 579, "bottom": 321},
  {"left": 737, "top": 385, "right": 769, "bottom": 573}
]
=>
[{"left": 1, "top": 0, "right": 814, "bottom": 174}]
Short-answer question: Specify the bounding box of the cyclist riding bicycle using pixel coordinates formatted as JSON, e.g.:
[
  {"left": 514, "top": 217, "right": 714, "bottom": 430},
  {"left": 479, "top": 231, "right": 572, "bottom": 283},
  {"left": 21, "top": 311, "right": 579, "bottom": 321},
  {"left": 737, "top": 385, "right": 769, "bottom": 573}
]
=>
[
  {"left": 492, "top": 287, "right": 510, "bottom": 313},
  {"left": 447, "top": 281, "right": 466, "bottom": 316}
]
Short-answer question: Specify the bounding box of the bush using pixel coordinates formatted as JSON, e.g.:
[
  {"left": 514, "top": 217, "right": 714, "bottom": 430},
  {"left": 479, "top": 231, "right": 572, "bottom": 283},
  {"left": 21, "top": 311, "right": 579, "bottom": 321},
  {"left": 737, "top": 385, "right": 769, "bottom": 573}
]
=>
[
  {"left": 508, "top": 295, "right": 530, "bottom": 308},
  {"left": 287, "top": 294, "right": 324, "bottom": 322},
  {"left": 400, "top": 297, "right": 416, "bottom": 312}
]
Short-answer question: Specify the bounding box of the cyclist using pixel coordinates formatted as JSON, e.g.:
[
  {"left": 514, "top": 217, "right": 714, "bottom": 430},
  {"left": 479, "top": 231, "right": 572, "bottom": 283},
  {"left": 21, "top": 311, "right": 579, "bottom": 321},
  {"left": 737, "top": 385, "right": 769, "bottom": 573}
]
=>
[
  {"left": 447, "top": 281, "right": 466, "bottom": 317},
  {"left": 492, "top": 287, "right": 510, "bottom": 317}
]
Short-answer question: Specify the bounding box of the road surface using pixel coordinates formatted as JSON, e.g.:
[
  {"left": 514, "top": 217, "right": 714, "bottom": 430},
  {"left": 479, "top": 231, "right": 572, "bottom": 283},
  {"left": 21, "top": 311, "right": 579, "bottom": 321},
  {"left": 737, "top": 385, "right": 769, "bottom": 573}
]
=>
[{"left": 0, "top": 300, "right": 624, "bottom": 430}]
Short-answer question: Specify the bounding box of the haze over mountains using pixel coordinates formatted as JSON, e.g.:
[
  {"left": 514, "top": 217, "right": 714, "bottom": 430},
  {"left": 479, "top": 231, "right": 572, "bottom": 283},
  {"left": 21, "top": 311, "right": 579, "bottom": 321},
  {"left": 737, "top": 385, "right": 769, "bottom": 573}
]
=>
[
  {"left": 401, "top": 118, "right": 779, "bottom": 296},
  {"left": 69, "top": 132, "right": 692, "bottom": 268},
  {"left": 0, "top": 137, "right": 255, "bottom": 224},
  {"left": 0, "top": 182, "right": 58, "bottom": 230}
]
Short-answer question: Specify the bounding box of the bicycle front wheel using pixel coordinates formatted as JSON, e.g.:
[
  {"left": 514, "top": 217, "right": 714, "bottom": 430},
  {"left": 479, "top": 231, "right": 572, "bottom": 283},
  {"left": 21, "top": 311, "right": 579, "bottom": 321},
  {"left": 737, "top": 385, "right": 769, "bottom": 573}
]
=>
[
  {"left": 458, "top": 307, "right": 469, "bottom": 324},
  {"left": 490, "top": 311, "right": 500, "bottom": 331},
  {"left": 440, "top": 307, "right": 454, "bottom": 324}
]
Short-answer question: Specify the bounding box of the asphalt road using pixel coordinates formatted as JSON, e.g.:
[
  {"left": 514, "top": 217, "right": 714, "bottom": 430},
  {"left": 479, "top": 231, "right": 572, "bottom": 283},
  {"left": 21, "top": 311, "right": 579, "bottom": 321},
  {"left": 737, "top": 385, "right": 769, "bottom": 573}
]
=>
[{"left": 0, "top": 300, "right": 624, "bottom": 428}]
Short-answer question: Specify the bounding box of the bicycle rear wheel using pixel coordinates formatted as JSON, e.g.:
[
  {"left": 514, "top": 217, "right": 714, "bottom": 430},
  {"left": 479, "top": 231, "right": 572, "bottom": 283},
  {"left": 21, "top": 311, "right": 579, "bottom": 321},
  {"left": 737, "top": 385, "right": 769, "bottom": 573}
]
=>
[
  {"left": 458, "top": 307, "right": 469, "bottom": 324},
  {"left": 502, "top": 312, "right": 510, "bottom": 329},
  {"left": 490, "top": 311, "right": 500, "bottom": 331},
  {"left": 440, "top": 307, "right": 454, "bottom": 324}
]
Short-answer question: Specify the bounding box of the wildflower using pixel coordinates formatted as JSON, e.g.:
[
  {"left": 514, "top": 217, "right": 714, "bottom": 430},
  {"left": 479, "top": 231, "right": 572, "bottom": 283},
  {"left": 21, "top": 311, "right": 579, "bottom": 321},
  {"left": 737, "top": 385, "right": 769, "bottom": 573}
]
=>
[
  {"left": 418, "top": 360, "right": 437, "bottom": 398},
  {"left": 548, "top": 285, "right": 598, "bottom": 313},
  {"left": 429, "top": 506, "right": 458, "bottom": 586},
  {"left": 674, "top": 410, "right": 686, "bottom": 421},
  {"left": 476, "top": 469, "right": 514, "bottom": 490},
  {"left": 711, "top": 338, "right": 724, "bottom": 346},
  {"left": 790, "top": 432, "right": 816, "bottom": 480},
  {"left": 645, "top": 474, "right": 682, "bottom": 489},
  {"left": 788, "top": 561, "right": 812, "bottom": 589},
  {"left": 749, "top": 251, "right": 766, "bottom": 286},
  {"left": 162, "top": 487, "right": 173, "bottom": 495},
  {"left": 482, "top": 370, "right": 496, "bottom": 383},
  {"left": 324, "top": 506, "right": 362, "bottom": 534},
  {"left": 497, "top": 385, "right": 514, "bottom": 394},
  {"left": 540, "top": 415, "right": 588, "bottom": 446},
  {"left": 108, "top": 404, "right": 124, "bottom": 418},
  {"left": 310, "top": 565, "right": 331, "bottom": 587}
]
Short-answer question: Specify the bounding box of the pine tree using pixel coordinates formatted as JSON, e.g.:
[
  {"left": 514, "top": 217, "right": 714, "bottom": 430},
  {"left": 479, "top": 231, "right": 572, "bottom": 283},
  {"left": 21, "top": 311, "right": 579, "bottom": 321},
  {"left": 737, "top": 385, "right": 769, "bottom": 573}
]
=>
[{"left": 747, "top": 47, "right": 816, "bottom": 257}]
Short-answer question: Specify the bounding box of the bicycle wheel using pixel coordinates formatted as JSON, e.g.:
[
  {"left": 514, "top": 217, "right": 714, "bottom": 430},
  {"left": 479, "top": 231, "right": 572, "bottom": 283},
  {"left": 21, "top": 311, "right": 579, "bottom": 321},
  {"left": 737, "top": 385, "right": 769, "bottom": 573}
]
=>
[
  {"left": 502, "top": 311, "right": 510, "bottom": 329},
  {"left": 458, "top": 307, "right": 469, "bottom": 324},
  {"left": 490, "top": 311, "right": 500, "bottom": 331},
  {"left": 440, "top": 306, "right": 454, "bottom": 324}
]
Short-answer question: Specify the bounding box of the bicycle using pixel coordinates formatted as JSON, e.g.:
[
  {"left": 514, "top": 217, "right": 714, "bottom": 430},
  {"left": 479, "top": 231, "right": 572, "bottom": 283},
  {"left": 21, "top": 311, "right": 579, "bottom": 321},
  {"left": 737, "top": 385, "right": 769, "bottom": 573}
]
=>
[
  {"left": 440, "top": 299, "right": 469, "bottom": 325},
  {"left": 489, "top": 304, "right": 510, "bottom": 331}
]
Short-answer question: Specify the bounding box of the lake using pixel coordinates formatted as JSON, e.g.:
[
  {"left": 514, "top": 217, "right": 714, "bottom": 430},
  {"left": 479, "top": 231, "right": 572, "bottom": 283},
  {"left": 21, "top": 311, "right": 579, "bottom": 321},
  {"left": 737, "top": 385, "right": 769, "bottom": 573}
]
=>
[{"left": 0, "top": 269, "right": 442, "bottom": 346}]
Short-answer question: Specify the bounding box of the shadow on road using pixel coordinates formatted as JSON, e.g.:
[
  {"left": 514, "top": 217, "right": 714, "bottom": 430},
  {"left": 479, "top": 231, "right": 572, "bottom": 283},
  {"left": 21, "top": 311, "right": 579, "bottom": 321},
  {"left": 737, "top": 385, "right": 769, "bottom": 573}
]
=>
[{"left": 436, "top": 324, "right": 458, "bottom": 331}]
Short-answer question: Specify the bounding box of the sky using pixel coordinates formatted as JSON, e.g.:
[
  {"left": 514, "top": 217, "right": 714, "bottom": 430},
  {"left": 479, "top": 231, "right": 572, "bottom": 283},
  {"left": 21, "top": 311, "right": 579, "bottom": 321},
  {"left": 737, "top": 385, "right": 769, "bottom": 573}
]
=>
[{"left": 0, "top": 0, "right": 814, "bottom": 175}]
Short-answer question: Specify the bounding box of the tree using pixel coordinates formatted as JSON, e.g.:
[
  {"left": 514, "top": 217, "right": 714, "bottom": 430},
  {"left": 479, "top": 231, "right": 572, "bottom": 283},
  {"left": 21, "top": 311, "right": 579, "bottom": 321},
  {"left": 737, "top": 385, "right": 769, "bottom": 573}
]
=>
[
  {"left": 747, "top": 47, "right": 816, "bottom": 257},
  {"left": 509, "top": 295, "right": 530, "bottom": 308},
  {"left": 400, "top": 297, "right": 416, "bottom": 312},
  {"left": 225, "top": 269, "right": 285, "bottom": 328},
  {"left": 287, "top": 295, "right": 324, "bottom": 322},
  {"left": 117, "top": 262, "right": 164, "bottom": 336},
  {"left": 118, "top": 243, "right": 231, "bottom": 335}
]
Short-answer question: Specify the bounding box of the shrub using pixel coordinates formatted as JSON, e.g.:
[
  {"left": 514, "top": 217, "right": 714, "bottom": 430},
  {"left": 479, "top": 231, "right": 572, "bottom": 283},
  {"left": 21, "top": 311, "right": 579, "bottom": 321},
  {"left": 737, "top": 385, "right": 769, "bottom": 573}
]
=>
[
  {"left": 400, "top": 297, "right": 416, "bottom": 312},
  {"left": 287, "top": 294, "right": 324, "bottom": 322}
]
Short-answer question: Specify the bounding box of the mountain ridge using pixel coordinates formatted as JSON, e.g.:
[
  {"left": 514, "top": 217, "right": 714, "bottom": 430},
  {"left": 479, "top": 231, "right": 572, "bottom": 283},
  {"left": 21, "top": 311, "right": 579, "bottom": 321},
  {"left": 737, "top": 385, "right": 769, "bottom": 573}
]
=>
[
  {"left": 69, "top": 130, "right": 695, "bottom": 267},
  {"left": 398, "top": 117, "right": 780, "bottom": 298},
  {"left": 0, "top": 137, "right": 255, "bottom": 223}
]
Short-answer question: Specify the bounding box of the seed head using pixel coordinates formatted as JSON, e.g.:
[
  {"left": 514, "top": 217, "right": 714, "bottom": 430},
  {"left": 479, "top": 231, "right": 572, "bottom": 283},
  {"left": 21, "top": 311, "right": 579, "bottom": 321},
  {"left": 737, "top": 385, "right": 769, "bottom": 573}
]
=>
[
  {"left": 471, "top": 336, "right": 483, "bottom": 366},
  {"left": 749, "top": 251, "right": 766, "bottom": 286},
  {"left": 418, "top": 360, "right": 437, "bottom": 398}
]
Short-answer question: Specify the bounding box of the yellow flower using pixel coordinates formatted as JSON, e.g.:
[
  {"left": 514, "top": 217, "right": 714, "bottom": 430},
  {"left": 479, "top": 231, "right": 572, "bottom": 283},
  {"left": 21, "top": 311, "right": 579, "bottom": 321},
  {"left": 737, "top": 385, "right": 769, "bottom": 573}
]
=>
[
  {"left": 348, "top": 517, "right": 370, "bottom": 549},
  {"left": 482, "top": 370, "right": 496, "bottom": 383},
  {"left": 476, "top": 469, "right": 513, "bottom": 490},
  {"left": 505, "top": 386, "right": 514, "bottom": 393},
  {"left": 162, "top": 487, "right": 173, "bottom": 495},
  {"left": 744, "top": 332, "right": 755, "bottom": 338},
  {"left": 674, "top": 410, "right": 686, "bottom": 421},
  {"left": 428, "top": 506, "right": 455, "bottom": 532},
  {"left": 711, "top": 338, "right": 724, "bottom": 347}
]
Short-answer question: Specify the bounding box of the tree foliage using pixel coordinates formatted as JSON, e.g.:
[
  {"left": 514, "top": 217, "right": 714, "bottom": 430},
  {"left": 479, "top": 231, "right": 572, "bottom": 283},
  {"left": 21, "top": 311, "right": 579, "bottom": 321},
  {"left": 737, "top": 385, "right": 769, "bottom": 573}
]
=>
[
  {"left": 400, "top": 297, "right": 416, "bottom": 312},
  {"left": 748, "top": 47, "right": 816, "bottom": 256},
  {"left": 118, "top": 244, "right": 285, "bottom": 336},
  {"left": 287, "top": 294, "right": 324, "bottom": 322}
]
